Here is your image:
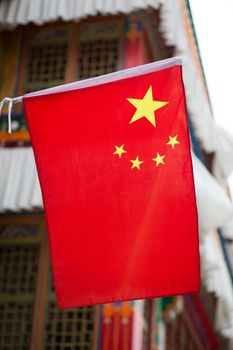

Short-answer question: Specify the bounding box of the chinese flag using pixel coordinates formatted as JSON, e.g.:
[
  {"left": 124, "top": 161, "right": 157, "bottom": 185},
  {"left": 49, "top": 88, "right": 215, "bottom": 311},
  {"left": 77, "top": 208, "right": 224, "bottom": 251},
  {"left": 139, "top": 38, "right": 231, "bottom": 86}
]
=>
[{"left": 23, "top": 58, "right": 200, "bottom": 308}]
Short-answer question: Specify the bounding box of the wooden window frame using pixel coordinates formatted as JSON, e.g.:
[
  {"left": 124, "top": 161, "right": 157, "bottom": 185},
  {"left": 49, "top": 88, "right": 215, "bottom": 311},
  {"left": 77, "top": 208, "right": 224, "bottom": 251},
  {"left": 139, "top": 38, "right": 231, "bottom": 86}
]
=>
[
  {"left": 0, "top": 213, "right": 100, "bottom": 350},
  {"left": 0, "top": 213, "right": 46, "bottom": 349},
  {"left": 3, "top": 16, "right": 123, "bottom": 145},
  {"left": 16, "top": 15, "right": 125, "bottom": 101}
]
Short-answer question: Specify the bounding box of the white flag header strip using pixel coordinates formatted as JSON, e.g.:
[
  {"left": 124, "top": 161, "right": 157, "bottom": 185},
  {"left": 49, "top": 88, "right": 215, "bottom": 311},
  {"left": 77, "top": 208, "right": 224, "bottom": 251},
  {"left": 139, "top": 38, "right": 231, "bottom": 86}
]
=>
[{"left": 15, "top": 57, "right": 182, "bottom": 102}]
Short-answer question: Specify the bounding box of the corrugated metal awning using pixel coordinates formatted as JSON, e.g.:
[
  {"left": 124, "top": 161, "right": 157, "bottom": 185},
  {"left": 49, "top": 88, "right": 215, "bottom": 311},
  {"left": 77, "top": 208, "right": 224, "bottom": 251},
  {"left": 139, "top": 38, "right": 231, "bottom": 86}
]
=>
[
  {"left": 0, "top": 0, "right": 160, "bottom": 27},
  {"left": 0, "top": 147, "right": 42, "bottom": 212},
  {"left": 201, "top": 231, "right": 233, "bottom": 344},
  {"left": 192, "top": 153, "right": 233, "bottom": 235}
]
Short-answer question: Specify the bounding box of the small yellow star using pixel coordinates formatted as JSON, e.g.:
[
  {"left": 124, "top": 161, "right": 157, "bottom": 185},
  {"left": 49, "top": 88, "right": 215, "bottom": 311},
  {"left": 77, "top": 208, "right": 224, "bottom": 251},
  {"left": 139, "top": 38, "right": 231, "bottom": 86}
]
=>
[
  {"left": 113, "top": 145, "right": 127, "bottom": 158},
  {"left": 152, "top": 153, "right": 165, "bottom": 166},
  {"left": 166, "top": 135, "right": 180, "bottom": 149},
  {"left": 130, "top": 156, "right": 144, "bottom": 170},
  {"left": 127, "top": 86, "right": 169, "bottom": 127}
]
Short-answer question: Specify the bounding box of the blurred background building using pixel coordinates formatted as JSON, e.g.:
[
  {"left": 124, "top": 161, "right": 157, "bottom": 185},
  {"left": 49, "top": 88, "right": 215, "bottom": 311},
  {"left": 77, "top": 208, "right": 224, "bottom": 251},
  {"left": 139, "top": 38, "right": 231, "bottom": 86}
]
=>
[{"left": 0, "top": 0, "right": 233, "bottom": 349}]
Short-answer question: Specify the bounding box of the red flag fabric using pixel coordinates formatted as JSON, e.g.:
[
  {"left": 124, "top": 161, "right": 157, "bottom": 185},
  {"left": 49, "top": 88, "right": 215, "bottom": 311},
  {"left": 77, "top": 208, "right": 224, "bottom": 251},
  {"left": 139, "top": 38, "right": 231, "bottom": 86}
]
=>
[{"left": 23, "top": 58, "right": 200, "bottom": 308}]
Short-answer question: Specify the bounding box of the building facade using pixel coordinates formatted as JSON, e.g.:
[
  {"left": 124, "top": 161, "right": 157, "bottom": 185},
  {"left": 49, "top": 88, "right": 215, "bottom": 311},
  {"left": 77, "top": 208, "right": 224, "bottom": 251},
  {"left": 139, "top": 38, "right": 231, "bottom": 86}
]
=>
[{"left": 0, "top": 1, "right": 233, "bottom": 349}]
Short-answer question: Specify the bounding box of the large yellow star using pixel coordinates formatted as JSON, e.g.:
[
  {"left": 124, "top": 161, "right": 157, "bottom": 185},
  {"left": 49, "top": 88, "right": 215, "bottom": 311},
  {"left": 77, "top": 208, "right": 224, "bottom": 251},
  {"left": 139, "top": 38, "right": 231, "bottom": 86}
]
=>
[
  {"left": 113, "top": 144, "right": 127, "bottom": 158},
  {"left": 130, "top": 156, "right": 144, "bottom": 170},
  {"left": 152, "top": 153, "right": 165, "bottom": 166},
  {"left": 166, "top": 135, "right": 180, "bottom": 149},
  {"left": 127, "top": 86, "right": 169, "bottom": 127}
]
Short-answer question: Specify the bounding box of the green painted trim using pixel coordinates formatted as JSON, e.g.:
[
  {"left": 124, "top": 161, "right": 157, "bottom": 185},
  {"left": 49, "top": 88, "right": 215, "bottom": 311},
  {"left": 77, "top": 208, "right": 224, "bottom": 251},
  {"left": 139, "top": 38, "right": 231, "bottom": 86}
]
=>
[
  {"left": 0, "top": 294, "right": 35, "bottom": 302},
  {"left": 0, "top": 237, "right": 41, "bottom": 245},
  {"left": 25, "top": 80, "right": 65, "bottom": 91}
]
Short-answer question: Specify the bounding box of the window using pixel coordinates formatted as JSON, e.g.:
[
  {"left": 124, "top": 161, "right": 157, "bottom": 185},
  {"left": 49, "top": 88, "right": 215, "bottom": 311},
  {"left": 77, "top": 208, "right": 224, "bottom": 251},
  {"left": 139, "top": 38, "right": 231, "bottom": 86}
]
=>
[
  {"left": 1, "top": 17, "right": 122, "bottom": 145},
  {"left": 24, "top": 27, "right": 68, "bottom": 93},
  {"left": 0, "top": 214, "right": 97, "bottom": 350},
  {"left": 0, "top": 216, "right": 42, "bottom": 349},
  {"left": 77, "top": 19, "right": 122, "bottom": 79},
  {"left": 18, "top": 18, "right": 123, "bottom": 96}
]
